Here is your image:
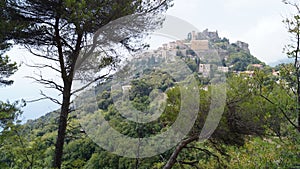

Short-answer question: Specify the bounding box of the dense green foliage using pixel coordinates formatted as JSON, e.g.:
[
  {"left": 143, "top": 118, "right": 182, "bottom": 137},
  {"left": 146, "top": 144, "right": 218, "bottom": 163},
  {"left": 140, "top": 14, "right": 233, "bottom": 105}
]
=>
[
  {"left": 0, "top": 55, "right": 17, "bottom": 86},
  {"left": 0, "top": 55, "right": 20, "bottom": 135},
  {"left": 213, "top": 39, "right": 263, "bottom": 71},
  {"left": 0, "top": 65, "right": 299, "bottom": 168}
]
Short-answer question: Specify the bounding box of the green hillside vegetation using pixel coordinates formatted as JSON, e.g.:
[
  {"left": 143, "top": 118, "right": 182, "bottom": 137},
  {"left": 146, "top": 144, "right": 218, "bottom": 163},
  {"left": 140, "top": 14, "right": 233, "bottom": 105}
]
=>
[
  {"left": 213, "top": 38, "right": 263, "bottom": 71},
  {"left": 0, "top": 61, "right": 299, "bottom": 168},
  {"left": 1, "top": 31, "right": 299, "bottom": 168}
]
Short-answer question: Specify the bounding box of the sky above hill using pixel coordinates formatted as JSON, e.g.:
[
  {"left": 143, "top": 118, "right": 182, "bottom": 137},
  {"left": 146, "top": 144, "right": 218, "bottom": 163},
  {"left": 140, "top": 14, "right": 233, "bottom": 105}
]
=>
[
  {"left": 0, "top": 0, "right": 294, "bottom": 121},
  {"left": 167, "top": 0, "right": 292, "bottom": 63}
]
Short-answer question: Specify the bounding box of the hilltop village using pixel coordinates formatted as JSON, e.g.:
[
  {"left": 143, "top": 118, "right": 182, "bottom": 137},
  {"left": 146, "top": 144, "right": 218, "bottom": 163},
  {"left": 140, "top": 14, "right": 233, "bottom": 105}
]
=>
[{"left": 136, "top": 29, "right": 267, "bottom": 77}]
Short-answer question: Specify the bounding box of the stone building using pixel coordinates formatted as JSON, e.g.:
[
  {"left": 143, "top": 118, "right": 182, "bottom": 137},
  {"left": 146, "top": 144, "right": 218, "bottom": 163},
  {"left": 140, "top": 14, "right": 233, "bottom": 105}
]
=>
[
  {"left": 188, "top": 29, "right": 220, "bottom": 41},
  {"left": 191, "top": 40, "right": 209, "bottom": 51},
  {"left": 199, "top": 64, "right": 211, "bottom": 77},
  {"left": 197, "top": 29, "right": 220, "bottom": 41}
]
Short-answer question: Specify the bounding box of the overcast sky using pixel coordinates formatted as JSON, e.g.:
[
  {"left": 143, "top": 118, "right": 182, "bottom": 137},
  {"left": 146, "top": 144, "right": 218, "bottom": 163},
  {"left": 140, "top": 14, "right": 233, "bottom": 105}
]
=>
[
  {"left": 167, "top": 0, "right": 292, "bottom": 63},
  {"left": 0, "top": 0, "right": 295, "bottom": 121}
]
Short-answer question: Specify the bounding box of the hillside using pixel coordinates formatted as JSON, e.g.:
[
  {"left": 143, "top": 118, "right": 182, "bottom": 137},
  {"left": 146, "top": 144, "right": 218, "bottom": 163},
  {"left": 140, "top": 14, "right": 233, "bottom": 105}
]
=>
[
  {"left": 0, "top": 30, "right": 299, "bottom": 169},
  {"left": 165, "top": 29, "right": 264, "bottom": 72}
]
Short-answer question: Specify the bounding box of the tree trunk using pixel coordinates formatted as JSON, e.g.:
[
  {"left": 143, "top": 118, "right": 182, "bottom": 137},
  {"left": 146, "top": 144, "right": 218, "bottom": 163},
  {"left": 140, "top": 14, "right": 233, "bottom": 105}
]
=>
[
  {"left": 296, "top": 28, "right": 300, "bottom": 133},
  {"left": 53, "top": 83, "right": 72, "bottom": 169},
  {"left": 163, "top": 136, "right": 198, "bottom": 169},
  {"left": 296, "top": 78, "right": 300, "bottom": 131}
]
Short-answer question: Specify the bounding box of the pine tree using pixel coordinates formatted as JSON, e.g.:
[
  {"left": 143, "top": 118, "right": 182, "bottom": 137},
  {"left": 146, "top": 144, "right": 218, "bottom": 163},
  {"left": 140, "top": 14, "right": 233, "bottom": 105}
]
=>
[{"left": 6, "top": 0, "right": 174, "bottom": 168}]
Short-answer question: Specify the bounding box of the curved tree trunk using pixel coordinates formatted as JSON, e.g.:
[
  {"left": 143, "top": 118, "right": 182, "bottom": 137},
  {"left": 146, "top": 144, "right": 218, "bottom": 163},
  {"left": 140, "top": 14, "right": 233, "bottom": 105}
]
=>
[{"left": 163, "top": 135, "right": 198, "bottom": 169}]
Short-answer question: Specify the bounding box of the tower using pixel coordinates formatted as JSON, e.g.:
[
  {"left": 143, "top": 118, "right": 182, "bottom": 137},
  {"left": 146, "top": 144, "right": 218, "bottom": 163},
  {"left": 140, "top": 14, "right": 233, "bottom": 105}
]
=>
[{"left": 192, "top": 31, "right": 196, "bottom": 40}]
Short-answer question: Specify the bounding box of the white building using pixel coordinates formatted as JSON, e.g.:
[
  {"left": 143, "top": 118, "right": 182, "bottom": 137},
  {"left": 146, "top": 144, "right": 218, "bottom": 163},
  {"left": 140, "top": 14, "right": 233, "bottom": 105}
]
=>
[{"left": 199, "top": 64, "right": 211, "bottom": 77}]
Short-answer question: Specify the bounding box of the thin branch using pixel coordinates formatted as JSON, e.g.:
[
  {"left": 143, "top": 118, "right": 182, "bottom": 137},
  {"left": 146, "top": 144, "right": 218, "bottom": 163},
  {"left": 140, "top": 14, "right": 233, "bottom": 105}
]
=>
[
  {"left": 260, "top": 94, "right": 298, "bottom": 130},
  {"left": 59, "top": 34, "right": 75, "bottom": 52},
  {"left": 26, "top": 97, "right": 50, "bottom": 103},
  {"left": 184, "top": 146, "right": 220, "bottom": 164},
  {"left": 71, "top": 73, "right": 110, "bottom": 95},
  {"left": 26, "top": 90, "right": 62, "bottom": 105},
  {"left": 25, "top": 46, "right": 59, "bottom": 62},
  {"left": 25, "top": 63, "right": 61, "bottom": 73},
  {"left": 177, "top": 160, "right": 199, "bottom": 169},
  {"left": 39, "top": 91, "right": 61, "bottom": 105},
  {"left": 209, "top": 139, "right": 230, "bottom": 158},
  {"left": 25, "top": 75, "right": 64, "bottom": 92},
  {"left": 146, "top": 0, "right": 168, "bottom": 13}
]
